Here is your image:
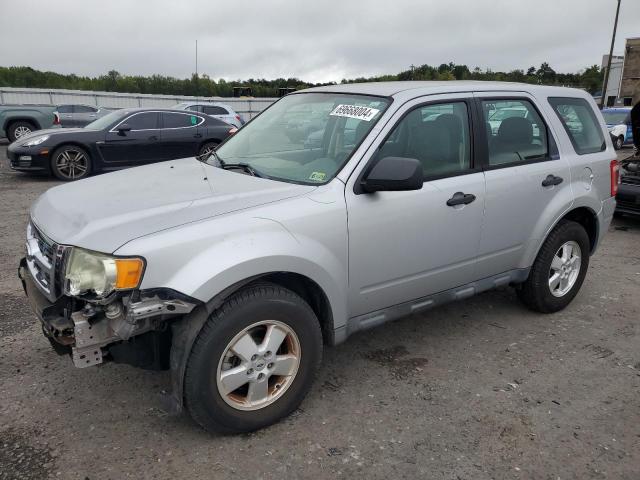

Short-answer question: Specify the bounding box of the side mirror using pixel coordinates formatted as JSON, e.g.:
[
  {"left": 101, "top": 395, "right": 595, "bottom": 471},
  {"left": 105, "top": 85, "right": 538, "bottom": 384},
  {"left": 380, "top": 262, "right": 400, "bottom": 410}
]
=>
[
  {"left": 360, "top": 156, "right": 423, "bottom": 193},
  {"left": 117, "top": 123, "right": 132, "bottom": 135}
]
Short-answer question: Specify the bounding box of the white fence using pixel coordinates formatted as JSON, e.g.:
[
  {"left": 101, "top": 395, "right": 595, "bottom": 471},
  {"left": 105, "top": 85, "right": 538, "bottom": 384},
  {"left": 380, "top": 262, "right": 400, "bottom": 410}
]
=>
[{"left": 0, "top": 87, "right": 277, "bottom": 119}]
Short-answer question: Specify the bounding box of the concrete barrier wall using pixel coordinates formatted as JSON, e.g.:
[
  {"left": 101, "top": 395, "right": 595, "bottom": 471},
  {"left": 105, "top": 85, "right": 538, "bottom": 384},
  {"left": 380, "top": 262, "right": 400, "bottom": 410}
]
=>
[{"left": 0, "top": 87, "right": 277, "bottom": 119}]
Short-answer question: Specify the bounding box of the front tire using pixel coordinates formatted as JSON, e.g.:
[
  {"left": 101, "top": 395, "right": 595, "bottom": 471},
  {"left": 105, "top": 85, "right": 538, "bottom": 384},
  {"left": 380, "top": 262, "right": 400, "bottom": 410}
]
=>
[
  {"left": 184, "top": 283, "right": 323, "bottom": 434},
  {"left": 8, "top": 121, "right": 35, "bottom": 142},
  {"left": 51, "top": 145, "right": 92, "bottom": 181},
  {"left": 197, "top": 141, "right": 219, "bottom": 159},
  {"left": 517, "top": 220, "right": 590, "bottom": 313}
]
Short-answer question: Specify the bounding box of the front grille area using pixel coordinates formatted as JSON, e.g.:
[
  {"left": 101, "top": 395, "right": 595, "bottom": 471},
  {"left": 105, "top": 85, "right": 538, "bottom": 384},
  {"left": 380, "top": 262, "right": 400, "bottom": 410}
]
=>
[{"left": 25, "top": 221, "right": 69, "bottom": 302}]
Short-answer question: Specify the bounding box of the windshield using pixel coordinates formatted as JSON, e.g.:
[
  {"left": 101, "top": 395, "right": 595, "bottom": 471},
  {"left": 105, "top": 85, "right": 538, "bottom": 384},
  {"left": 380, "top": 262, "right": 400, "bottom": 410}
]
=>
[
  {"left": 84, "top": 110, "right": 127, "bottom": 130},
  {"left": 214, "top": 93, "right": 391, "bottom": 184},
  {"left": 601, "top": 111, "right": 629, "bottom": 125}
]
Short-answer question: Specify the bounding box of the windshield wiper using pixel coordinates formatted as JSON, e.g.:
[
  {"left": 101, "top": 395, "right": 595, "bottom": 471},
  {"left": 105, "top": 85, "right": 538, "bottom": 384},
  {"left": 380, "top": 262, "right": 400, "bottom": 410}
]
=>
[{"left": 220, "top": 162, "right": 266, "bottom": 178}]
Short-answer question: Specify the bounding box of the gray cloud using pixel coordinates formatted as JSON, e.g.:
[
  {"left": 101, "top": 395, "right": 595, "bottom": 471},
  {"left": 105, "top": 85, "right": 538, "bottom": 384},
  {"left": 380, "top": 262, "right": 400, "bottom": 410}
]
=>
[{"left": 1, "top": 0, "right": 638, "bottom": 83}]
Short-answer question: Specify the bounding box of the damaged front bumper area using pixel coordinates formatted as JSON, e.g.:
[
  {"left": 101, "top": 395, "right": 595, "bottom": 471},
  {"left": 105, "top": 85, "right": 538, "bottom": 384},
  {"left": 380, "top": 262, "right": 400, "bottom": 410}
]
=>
[{"left": 19, "top": 258, "right": 199, "bottom": 369}]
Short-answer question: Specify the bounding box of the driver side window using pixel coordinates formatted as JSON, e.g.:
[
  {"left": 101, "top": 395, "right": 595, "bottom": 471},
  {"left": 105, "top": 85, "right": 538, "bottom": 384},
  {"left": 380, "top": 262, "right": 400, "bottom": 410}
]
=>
[{"left": 377, "top": 101, "right": 472, "bottom": 178}]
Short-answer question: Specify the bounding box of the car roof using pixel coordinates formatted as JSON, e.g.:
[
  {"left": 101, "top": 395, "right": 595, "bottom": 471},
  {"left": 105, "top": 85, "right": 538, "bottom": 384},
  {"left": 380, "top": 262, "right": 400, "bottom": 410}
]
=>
[
  {"left": 117, "top": 108, "right": 214, "bottom": 115},
  {"left": 298, "top": 81, "right": 590, "bottom": 100},
  {"left": 602, "top": 107, "right": 631, "bottom": 112},
  {"left": 175, "top": 101, "right": 234, "bottom": 107}
]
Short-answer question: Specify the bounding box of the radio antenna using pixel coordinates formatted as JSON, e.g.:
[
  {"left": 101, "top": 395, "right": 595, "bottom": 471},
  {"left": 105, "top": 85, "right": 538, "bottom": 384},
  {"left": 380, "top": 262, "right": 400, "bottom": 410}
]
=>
[{"left": 195, "top": 39, "right": 199, "bottom": 105}]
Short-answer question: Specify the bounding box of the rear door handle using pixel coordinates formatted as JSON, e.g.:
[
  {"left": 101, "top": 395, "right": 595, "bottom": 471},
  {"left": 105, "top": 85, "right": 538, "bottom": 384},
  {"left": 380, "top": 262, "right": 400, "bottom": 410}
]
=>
[
  {"left": 194, "top": 133, "right": 202, "bottom": 138},
  {"left": 542, "top": 174, "right": 563, "bottom": 187},
  {"left": 446, "top": 192, "right": 476, "bottom": 207}
]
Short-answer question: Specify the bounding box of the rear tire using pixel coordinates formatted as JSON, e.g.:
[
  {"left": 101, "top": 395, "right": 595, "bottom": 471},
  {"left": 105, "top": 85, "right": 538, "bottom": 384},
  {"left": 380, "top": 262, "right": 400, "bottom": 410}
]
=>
[
  {"left": 184, "top": 283, "right": 323, "bottom": 434},
  {"left": 51, "top": 145, "right": 92, "bottom": 181},
  {"left": 517, "top": 220, "right": 590, "bottom": 313},
  {"left": 8, "top": 121, "right": 36, "bottom": 142},
  {"left": 198, "top": 141, "right": 219, "bottom": 159}
]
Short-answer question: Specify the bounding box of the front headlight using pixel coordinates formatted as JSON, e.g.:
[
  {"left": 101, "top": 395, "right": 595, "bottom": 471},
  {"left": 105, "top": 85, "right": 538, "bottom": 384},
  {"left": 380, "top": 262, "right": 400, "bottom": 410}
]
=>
[
  {"left": 22, "top": 135, "right": 49, "bottom": 147},
  {"left": 64, "top": 248, "right": 145, "bottom": 298}
]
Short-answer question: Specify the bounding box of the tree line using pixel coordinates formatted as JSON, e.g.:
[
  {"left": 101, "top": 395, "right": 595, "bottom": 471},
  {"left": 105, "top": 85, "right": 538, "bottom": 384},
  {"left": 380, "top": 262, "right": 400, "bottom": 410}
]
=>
[{"left": 0, "top": 62, "right": 603, "bottom": 98}]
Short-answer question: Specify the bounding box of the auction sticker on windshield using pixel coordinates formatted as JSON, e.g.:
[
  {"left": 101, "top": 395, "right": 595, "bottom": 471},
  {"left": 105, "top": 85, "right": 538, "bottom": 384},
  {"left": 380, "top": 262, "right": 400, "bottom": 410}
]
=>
[{"left": 330, "top": 104, "right": 380, "bottom": 121}]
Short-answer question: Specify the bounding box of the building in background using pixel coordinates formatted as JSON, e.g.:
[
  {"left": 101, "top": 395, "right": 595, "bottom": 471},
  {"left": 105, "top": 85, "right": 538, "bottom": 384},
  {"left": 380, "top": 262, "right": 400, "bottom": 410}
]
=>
[
  {"left": 619, "top": 37, "right": 640, "bottom": 107},
  {"left": 601, "top": 54, "right": 624, "bottom": 106}
]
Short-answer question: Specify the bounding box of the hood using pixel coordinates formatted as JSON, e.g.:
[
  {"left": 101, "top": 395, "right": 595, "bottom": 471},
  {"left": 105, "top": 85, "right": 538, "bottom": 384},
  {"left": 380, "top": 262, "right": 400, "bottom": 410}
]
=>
[
  {"left": 31, "top": 158, "right": 316, "bottom": 252},
  {"left": 17, "top": 127, "right": 87, "bottom": 143}
]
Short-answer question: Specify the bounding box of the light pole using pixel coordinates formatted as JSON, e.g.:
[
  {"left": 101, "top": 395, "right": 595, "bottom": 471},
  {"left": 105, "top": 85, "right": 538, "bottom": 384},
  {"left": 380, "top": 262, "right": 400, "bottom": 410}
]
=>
[{"left": 601, "top": 0, "right": 622, "bottom": 108}]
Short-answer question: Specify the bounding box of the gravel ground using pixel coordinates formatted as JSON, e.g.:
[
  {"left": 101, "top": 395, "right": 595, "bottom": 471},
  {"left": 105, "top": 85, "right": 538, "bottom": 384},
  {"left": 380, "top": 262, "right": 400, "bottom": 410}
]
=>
[{"left": 1, "top": 142, "right": 639, "bottom": 479}]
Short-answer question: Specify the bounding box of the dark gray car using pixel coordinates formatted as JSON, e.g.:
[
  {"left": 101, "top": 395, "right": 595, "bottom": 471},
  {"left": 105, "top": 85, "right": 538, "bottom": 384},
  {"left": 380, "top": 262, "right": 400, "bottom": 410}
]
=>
[{"left": 57, "top": 104, "right": 111, "bottom": 128}]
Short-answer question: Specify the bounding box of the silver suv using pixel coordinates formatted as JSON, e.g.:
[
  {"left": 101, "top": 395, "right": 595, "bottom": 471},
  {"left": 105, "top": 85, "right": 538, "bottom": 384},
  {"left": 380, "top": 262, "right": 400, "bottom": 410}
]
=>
[
  {"left": 172, "top": 101, "right": 244, "bottom": 128},
  {"left": 19, "top": 82, "right": 618, "bottom": 433}
]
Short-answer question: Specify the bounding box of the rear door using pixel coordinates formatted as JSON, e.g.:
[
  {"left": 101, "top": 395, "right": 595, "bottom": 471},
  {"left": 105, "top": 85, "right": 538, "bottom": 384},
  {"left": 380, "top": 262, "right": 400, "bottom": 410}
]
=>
[
  {"left": 473, "top": 93, "right": 573, "bottom": 278},
  {"left": 203, "top": 105, "right": 236, "bottom": 126},
  {"left": 99, "top": 111, "right": 162, "bottom": 166},
  {"left": 158, "top": 111, "right": 204, "bottom": 159},
  {"left": 346, "top": 94, "right": 486, "bottom": 316}
]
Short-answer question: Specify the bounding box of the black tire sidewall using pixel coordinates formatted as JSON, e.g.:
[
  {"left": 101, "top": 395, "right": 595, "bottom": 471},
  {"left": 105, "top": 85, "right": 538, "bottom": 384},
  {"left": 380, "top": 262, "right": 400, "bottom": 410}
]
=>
[
  {"left": 529, "top": 221, "right": 590, "bottom": 312},
  {"left": 615, "top": 137, "right": 624, "bottom": 150},
  {"left": 51, "top": 145, "right": 91, "bottom": 181},
  {"left": 185, "top": 286, "right": 322, "bottom": 433}
]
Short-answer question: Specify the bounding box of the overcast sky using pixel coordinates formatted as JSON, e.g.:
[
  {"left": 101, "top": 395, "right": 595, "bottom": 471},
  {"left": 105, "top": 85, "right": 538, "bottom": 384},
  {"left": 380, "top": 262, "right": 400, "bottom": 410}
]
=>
[{"left": 1, "top": 0, "right": 638, "bottom": 83}]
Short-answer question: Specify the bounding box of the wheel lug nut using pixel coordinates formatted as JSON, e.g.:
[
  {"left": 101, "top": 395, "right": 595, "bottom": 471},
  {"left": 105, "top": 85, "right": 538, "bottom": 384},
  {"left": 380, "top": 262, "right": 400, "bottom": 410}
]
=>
[
  {"left": 267, "top": 363, "right": 273, "bottom": 369},
  {"left": 247, "top": 368, "right": 253, "bottom": 375},
  {"left": 265, "top": 351, "right": 272, "bottom": 357},
  {"left": 251, "top": 354, "right": 258, "bottom": 361},
  {"left": 258, "top": 373, "right": 265, "bottom": 380}
]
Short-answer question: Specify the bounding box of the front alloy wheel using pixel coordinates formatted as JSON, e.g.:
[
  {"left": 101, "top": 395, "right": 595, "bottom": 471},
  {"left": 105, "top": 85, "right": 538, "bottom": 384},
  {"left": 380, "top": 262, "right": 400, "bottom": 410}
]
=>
[
  {"left": 51, "top": 146, "right": 91, "bottom": 181},
  {"left": 217, "top": 320, "right": 301, "bottom": 411},
  {"left": 184, "top": 283, "right": 322, "bottom": 433}
]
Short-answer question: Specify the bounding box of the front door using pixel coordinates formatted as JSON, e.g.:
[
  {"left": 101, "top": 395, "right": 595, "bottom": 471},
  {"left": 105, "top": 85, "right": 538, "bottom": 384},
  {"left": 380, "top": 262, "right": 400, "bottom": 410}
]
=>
[
  {"left": 99, "top": 111, "right": 161, "bottom": 166},
  {"left": 346, "top": 95, "right": 486, "bottom": 317}
]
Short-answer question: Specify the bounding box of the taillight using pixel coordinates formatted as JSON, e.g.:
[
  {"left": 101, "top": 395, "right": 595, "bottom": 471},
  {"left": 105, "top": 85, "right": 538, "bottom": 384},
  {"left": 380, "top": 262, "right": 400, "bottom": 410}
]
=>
[
  {"left": 610, "top": 159, "right": 620, "bottom": 197},
  {"left": 235, "top": 115, "right": 241, "bottom": 122},
  {"left": 228, "top": 127, "right": 238, "bottom": 134},
  {"left": 53, "top": 112, "right": 60, "bottom": 125}
]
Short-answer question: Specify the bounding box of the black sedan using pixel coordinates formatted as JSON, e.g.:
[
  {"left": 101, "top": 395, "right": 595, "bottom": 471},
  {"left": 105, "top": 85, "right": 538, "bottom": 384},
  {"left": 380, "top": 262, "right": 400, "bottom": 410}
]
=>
[{"left": 7, "top": 108, "right": 236, "bottom": 181}]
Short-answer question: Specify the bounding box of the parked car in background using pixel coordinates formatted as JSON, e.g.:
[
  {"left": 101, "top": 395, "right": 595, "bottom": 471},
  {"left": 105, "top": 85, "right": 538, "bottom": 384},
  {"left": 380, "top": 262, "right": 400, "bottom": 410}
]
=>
[
  {"left": 615, "top": 103, "right": 640, "bottom": 216},
  {"left": 601, "top": 107, "right": 633, "bottom": 150},
  {"left": 172, "top": 101, "right": 245, "bottom": 128},
  {"left": 7, "top": 108, "right": 235, "bottom": 181},
  {"left": 56, "top": 104, "right": 111, "bottom": 128},
  {"left": 19, "top": 82, "right": 617, "bottom": 433},
  {"left": 0, "top": 105, "right": 60, "bottom": 142}
]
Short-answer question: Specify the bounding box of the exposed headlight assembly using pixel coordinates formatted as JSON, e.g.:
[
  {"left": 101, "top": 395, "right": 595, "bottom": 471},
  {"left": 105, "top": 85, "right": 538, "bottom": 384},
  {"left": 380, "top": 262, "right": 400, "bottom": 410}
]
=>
[
  {"left": 64, "top": 248, "right": 145, "bottom": 298},
  {"left": 22, "top": 135, "right": 49, "bottom": 147}
]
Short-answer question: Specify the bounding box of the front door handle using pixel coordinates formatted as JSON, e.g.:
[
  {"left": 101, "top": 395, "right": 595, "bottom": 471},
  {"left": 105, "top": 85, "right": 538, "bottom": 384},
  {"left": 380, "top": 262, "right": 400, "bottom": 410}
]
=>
[
  {"left": 447, "top": 192, "right": 476, "bottom": 207},
  {"left": 542, "top": 174, "right": 563, "bottom": 187},
  {"left": 194, "top": 133, "right": 203, "bottom": 138}
]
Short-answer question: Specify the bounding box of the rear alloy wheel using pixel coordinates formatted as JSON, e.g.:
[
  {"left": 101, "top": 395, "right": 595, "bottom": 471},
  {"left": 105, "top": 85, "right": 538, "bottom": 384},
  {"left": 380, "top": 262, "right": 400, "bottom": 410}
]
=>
[
  {"left": 198, "top": 142, "right": 218, "bottom": 159},
  {"left": 8, "top": 121, "right": 35, "bottom": 142},
  {"left": 614, "top": 135, "right": 624, "bottom": 150},
  {"left": 517, "top": 220, "right": 590, "bottom": 313},
  {"left": 184, "top": 283, "right": 322, "bottom": 434},
  {"left": 51, "top": 146, "right": 91, "bottom": 181}
]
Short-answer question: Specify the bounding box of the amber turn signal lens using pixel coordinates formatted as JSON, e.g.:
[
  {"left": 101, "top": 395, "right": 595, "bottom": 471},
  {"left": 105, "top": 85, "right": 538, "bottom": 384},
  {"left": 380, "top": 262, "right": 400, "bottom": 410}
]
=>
[{"left": 114, "top": 258, "right": 144, "bottom": 289}]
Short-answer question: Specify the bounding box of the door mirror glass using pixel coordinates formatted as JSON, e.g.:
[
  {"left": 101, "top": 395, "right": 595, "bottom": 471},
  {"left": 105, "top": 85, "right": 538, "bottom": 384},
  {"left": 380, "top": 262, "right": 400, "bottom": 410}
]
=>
[
  {"left": 117, "top": 123, "right": 132, "bottom": 135},
  {"left": 361, "top": 156, "right": 423, "bottom": 193}
]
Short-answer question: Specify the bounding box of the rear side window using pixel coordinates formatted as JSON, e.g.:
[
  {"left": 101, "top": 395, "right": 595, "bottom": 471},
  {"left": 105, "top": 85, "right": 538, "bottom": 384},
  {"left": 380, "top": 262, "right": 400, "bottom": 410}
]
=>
[
  {"left": 162, "top": 112, "right": 202, "bottom": 128},
  {"left": 74, "top": 105, "right": 97, "bottom": 113},
  {"left": 481, "top": 99, "right": 548, "bottom": 166},
  {"left": 203, "top": 105, "right": 229, "bottom": 115},
  {"left": 548, "top": 97, "right": 605, "bottom": 155},
  {"left": 57, "top": 105, "right": 73, "bottom": 113}
]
